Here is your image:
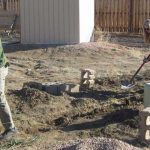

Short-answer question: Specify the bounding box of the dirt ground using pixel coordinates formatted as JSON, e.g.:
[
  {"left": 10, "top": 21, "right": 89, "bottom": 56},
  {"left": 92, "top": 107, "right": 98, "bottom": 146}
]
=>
[{"left": 0, "top": 32, "right": 150, "bottom": 149}]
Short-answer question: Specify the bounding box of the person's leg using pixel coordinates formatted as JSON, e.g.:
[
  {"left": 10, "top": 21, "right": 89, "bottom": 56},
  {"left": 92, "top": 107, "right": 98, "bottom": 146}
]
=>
[{"left": 0, "top": 66, "right": 15, "bottom": 130}]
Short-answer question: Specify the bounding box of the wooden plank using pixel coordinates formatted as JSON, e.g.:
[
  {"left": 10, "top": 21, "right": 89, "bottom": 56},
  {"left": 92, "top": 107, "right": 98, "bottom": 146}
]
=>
[
  {"left": 114, "top": 0, "right": 117, "bottom": 32},
  {"left": 100, "top": 0, "right": 103, "bottom": 29},
  {"left": 108, "top": 0, "right": 112, "bottom": 31},
  {"left": 116, "top": 0, "right": 119, "bottom": 32},
  {"left": 99, "top": 0, "right": 103, "bottom": 30},
  {"left": 95, "top": 0, "right": 99, "bottom": 28},
  {"left": 132, "top": 0, "right": 135, "bottom": 32},
  {"left": 147, "top": 0, "right": 150, "bottom": 19},
  {"left": 105, "top": 0, "right": 108, "bottom": 32},
  {"left": 121, "top": 0, "right": 124, "bottom": 32},
  {"left": 146, "top": 0, "right": 149, "bottom": 19},
  {"left": 118, "top": 0, "right": 121, "bottom": 32},
  {"left": 111, "top": 0, "right": 115, "bottom": 32},
  {"left": 139, "top": 0, "right": 142, "bottom": 33},
  {"left": 102, "top": 0, "right": 105, "bottom": 31}
]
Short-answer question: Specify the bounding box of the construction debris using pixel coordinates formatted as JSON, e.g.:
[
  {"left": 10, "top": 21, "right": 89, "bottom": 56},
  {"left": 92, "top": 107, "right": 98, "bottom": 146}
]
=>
[
  {"left": 139, "top": 107, "right": 150, "bottom": 144},
  {"left": 23, "top": 82, "right": 80, "bottom": 96},
  {"left": 80, "top": 69, "right": 96, "bottom": 90}
]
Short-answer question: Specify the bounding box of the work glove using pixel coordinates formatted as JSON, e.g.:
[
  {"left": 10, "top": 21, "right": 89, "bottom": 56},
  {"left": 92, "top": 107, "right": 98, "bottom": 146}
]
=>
[
  {"left": 143, "top": 55, "right": 150, "bottom": 63},
  {"left": 4, "top": 62, "right": 10, "bottom": 68}
]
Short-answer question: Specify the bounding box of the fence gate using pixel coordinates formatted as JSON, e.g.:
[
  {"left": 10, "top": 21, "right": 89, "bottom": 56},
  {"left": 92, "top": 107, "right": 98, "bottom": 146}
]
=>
[{"left": 95, "top": 0, "right": 150, "bottom": 33}]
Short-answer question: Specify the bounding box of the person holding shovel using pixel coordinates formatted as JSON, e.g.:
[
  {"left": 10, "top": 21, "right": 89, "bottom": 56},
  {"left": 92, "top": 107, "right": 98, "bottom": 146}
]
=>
[
  {"left": 0, "top": 38, "right": 17, "bottom": 140},
  {"left": 143, "top": 19, "right": 150, "bottom": 63}
]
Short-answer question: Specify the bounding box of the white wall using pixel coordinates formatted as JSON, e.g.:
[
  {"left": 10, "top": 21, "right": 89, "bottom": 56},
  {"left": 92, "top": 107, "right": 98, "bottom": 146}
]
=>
[
  {"left": 20, "top": 0, "right": 79, "bottom": 44},
  {"left": 20, "top": 0, "right": 94, "bottom": 44},
  {"left": 79, "top": 0, "right": 94, "bottom": 43}
]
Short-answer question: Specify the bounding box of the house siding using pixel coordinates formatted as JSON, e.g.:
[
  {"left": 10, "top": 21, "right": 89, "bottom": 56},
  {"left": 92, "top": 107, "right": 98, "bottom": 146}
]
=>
[{"left": 20, "top": 0, "right": 94, "bottom": 44}]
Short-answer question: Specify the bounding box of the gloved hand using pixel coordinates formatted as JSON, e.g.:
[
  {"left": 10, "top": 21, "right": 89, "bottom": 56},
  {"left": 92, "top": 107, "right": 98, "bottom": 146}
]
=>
[
  {"left": 4, "top": 62, "right": 10, "bottom": 67},
  {"left": 143, "top": 55, "right": 150, "bottom": 63}
]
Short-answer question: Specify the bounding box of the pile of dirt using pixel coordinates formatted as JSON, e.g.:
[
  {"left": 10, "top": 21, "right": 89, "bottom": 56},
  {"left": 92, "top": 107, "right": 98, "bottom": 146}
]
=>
[
  {"left": 13, "top": 87, "right": 51, "bottom": 108},
  {"left": 51, "top": 137, "right": 141, "bottom": 150}
]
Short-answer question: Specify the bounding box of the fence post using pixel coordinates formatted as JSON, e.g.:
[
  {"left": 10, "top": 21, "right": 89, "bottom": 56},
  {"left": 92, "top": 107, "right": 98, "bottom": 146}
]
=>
[{"left": 128, "top": 0, "right": 133, "bottom": 33}]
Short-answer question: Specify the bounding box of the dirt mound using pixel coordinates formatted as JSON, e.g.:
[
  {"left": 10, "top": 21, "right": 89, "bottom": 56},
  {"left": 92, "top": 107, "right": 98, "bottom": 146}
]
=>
[
  {"left": 52, "top": 137, "right": 141, "bottom": 150},
  {"left": 13, "top": 87, "right": 51, "bottom": 108}
]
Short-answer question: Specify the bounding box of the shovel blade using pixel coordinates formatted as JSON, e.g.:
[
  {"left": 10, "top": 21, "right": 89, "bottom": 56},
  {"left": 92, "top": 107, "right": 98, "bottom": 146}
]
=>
[{"left": 121, "top": 80, "right": 135, "bottom": 90}]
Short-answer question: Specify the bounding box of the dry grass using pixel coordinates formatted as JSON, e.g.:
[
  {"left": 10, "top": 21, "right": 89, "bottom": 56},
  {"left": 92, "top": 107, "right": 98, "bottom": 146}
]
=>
[{"left": 0, "top": 136, "right": 38, "bottom": 150}]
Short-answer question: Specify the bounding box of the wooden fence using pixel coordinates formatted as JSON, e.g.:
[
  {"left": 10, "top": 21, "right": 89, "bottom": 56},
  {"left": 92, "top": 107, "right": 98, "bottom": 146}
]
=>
[
  {"left": 0, "top": 0, "right": 19, "bottom": 30},
  {"left": 1, "top": 0, "right": 150, "bottom": 33},
  {"left": 0, "top": 0, "right": 19, "bottom": 13},
  {"left": 95, "top": 0, "right": 150, "bottom": 33}
]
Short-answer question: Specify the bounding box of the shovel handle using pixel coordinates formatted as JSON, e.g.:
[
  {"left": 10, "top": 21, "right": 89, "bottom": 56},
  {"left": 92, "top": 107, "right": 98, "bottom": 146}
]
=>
[{"left": 130, "top": 54, "right": 150, "bottom": 83}]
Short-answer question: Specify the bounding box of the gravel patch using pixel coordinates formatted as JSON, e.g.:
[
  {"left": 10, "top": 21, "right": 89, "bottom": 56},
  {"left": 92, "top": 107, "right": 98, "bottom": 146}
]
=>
[{"left": 51, "top": 137, "right": 142, "bottom": 150}]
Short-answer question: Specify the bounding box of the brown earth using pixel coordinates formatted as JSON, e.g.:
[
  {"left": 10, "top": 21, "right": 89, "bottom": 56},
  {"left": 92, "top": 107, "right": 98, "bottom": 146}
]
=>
[{"left": 0, "top": 32, "right": 150, "bottom": 149}]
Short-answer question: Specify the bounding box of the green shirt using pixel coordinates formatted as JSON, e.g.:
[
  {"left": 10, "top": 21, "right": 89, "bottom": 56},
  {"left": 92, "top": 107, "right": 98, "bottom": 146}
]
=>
[{"left": 0, "top": 38, "right": 8, "bottom": 68}]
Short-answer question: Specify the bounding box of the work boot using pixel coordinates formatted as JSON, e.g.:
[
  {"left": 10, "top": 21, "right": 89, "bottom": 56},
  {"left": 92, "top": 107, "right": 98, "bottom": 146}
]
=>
[{"left": 0, "top": 127, "right": 18, "bottom": 140}]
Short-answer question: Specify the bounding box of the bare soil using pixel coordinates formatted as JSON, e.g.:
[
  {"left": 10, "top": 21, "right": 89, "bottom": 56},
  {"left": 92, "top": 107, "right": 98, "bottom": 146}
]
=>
[{"left": 0, "top": 33, "right": 150, "bottom": 149}]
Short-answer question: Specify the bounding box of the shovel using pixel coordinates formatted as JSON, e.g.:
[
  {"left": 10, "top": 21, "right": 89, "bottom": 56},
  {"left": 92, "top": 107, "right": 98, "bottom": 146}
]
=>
[{"left": 121, "top": 54, "right": 150, "bottom": 90}]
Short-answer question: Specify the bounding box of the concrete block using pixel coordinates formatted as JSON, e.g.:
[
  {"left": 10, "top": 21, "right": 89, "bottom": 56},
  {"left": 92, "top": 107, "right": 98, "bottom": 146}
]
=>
[
  {"left": 139, "top": 108, "right": 150, "bottom": 120},
  {"left": 43, "top": 82, "right": 59, "bottom": 95},
  {"left": 69, "top": 84, "right": 80, "bottom": 93},
  {"left": 43, "top": 82, "right": 66, "bottom": 95},
  {"left": 82, "top": 72, "right": 89, "bottom": 79},
  {"left": 139, "top": 129, "right": 150, "bottom": 141},
  {"left": 42, "top": 82, "right": 80, "bottom": 95},
  {"left": 62, "top": 84, "right": 80, "bottom": 93},
  {"left": 139, "top": 107, "right": 150, "bottom": 143},
  {"left": 144, "top": 83, "right": 150, "bottom": 107},
  {"left": 146, "top": 116, "right": 150, "bottom": 126},
  {"left": 88, "top": 79, "right": 95, "bottom": 85},
  {"left": 81, "top": 79, "right": 95, "bottom": 85},
  {"left": 140, "top": 107, "right": 150, "bottom": 114},
  {"left": 139, "top": 107, "right": 150, "bottom": 126},
  {"left": 82, "top": 80, "right": 88, "bottom": 85},
  {"left": 89, "top": 75, "right": 95, "bottom": 80},
  {"left": 81, "top": 74, "right": 95, "bottom": 80},
  {"left": 81, "top": 69, "right": 95, "bottom": 75},
  {"left": 145, "top": 130, "right": 150, "bottom": 140}
]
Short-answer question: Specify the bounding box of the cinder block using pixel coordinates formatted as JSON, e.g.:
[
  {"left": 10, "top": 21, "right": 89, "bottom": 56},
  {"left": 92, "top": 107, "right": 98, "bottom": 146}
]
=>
[
  {"left": 81, "top": 74, "right": 95, "bottom": 80},
  {"left": 139, "top": 107, "right": 150, "bottom": 143},
  {"left": 42, "top": 82, "right": 80, "bottom": 95},
  {"left": 82, "top": 80, "right": 88, "bottom": 85},
  {"left": 145, "top": 130, "right": 150, "bottom": 140},
  {"left": 81, "top": 69, "right": 95, "bottom": 75},
  {"left": 89, "top": 75, "right": 95, "bottom": 80},
  {"left": 43, "top": 82, "right": 59, "bottom": 95},
  {"left": 139, "top": 107, "right": 150, "bottom": 126},
  {"left": 146, "top": 116, "right": 150, "bottom": 126},
  {"left": 43, "top": 82, "right": 66, "bottom": 95},
  {"left": 68, "top": 84, "right": 80, "bottom": 93},
  {"left": 139, "top": 129, "right": 150, "bottom": 141},
  {"left": 88, "top": 79, "right": 95, "bottom": 85},
  {"left": 61, "top": 84, "right": 80, "bottom": 93},
  {"left": 82, "top": 72, "right": 89, "bottom": 79}
]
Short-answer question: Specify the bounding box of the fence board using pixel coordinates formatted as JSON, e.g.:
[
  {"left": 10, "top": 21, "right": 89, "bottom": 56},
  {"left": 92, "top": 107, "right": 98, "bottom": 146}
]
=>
[{"left": 95, "top": 0, "right": 150, "bottom": 33}]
